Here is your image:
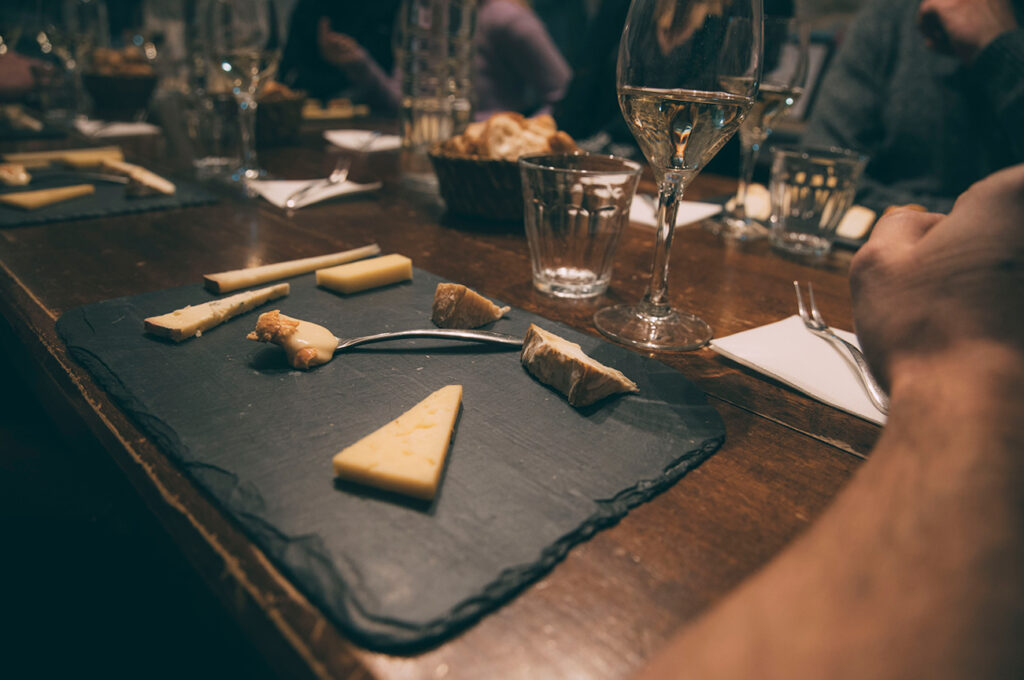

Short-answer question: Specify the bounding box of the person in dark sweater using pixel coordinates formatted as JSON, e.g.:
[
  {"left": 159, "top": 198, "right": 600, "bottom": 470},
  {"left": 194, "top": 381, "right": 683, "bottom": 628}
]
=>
[{"left": 804, "top": 0, "right": 1024, "bottom": 213}]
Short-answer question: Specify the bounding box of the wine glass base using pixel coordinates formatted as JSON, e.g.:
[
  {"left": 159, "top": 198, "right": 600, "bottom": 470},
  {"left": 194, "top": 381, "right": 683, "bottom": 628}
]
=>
[
  {"left": 594, "top": 304, "right": 712, "bottom": 351},
  {"left": 706, "top": 214, "right": 769, "bottom": 241}
]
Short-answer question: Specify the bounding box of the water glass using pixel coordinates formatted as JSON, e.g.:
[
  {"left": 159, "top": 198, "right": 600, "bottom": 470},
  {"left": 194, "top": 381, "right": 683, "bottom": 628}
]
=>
[
  {"left": 769, "top": 146, "right": 867, "bottom": 257},
  {"left": 519, "top": 154, "right": 642, "bottom": 299}
]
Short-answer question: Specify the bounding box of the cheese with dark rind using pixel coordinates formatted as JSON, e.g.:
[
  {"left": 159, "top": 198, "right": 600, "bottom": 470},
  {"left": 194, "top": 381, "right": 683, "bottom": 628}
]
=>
[
  {"left": 203, "top": 244, "right": 381, "bottom": 293},
  {"left": 0, "top": 184, "right": 95, "bottom": 210},
  {"left": 333, "top": 385, "right": 463, "bottom": 500},
  {"left": 431, "top": 283, "right": 510, "bottom": 328},
  {"left": 520, "top": 324, "right": 638, "bottom": 407},
  {"left": 143, "top": 283, "right": 289, "bottom": 342},
  {"left": 316, "top": 253, "right": 412, "bottom": 294}
]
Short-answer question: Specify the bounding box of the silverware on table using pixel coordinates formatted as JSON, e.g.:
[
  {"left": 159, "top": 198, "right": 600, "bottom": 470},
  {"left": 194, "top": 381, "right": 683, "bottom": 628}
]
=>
[
  {"left": 335, "top": 328, "right": 522, "bottom": 353},
  {"left": 284, "top": 131, "right": 381, "bottom": 209},
  {"left": 793, "top": 281, "right": 890, "bottom": 414}
]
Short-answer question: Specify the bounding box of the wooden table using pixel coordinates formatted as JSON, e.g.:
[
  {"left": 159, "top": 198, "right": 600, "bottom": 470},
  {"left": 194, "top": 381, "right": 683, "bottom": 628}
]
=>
[{"left": 0, "top": 131, "right": 879, "bottom": 679}]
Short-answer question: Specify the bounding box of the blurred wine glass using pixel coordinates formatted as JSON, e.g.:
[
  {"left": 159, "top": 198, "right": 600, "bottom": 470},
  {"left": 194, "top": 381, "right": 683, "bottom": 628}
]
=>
[
  {"left": 713, "top": 15, "right": 809, "bottom": 240},
  {"left": 593, "top": 0, "right": 762, "bottom": 351},
  {"left": 205, "top": 0, "right": 280, "bottom": 182}
]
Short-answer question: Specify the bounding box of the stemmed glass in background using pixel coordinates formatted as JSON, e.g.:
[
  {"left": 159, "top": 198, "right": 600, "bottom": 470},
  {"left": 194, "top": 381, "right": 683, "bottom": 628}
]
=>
[
  {"left": 713, "top": 16, "right": 809, "bottom": 240},
  {"left": 205, "top": 0, "right": 280, "bottom": 182},
  {"left": 593, "top": 0, "right": 762, "bottom": 351}
]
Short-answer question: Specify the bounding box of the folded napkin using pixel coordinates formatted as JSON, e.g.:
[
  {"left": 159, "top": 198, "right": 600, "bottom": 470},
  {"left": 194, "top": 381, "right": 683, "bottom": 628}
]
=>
[
  {"left": 630, "top": 196, "right": 722, "bottom": 228},
  {"left": 710, "top": 315, "right": 886, "bottom": 425},
  {"left": 323, "top": 129, "right": 401, "bottom": 152},
  {"left": 245, "top": 178, "right": 382, "bottom": 209},
  {"left": 74, "top": 117, "right": 160, "bottom": 138}
]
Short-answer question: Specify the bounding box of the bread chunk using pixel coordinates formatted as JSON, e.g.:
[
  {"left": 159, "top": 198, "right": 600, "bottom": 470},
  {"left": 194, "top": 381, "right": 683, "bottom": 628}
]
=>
[
  {"left": 431, "top": 283, "right": 510, "bottom": 328},
  {"left": 520, "top": 324, "right": 638, "bottom": 407}
]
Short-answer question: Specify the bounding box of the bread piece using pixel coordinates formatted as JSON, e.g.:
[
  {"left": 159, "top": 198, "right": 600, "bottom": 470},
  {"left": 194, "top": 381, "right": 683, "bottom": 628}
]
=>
[
  {"left": 100, "top": 159, "right": 175, "bottom": 196},
  {"left": 520, "top": 324, "right": 638, "bottom": 407},
  {"left": 0, "top": 184, "right": 94, "bottom": 210},
  {"left": 431, "top": 283, "right": 509, "bottom": 328},
  {"left": 144, "top": 283, "right": 289, "bottom": 342},
  {"left": 246, "top": 309, "right": 339, "bottom": 369},
  {"left": 204, "top": 244, "right": 381, "bottom": 293}
]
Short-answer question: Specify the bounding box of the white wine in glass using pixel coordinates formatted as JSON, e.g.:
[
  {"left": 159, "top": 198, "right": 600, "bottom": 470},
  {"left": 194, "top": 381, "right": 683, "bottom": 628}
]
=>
[{"left": 594, "top": 0, "right": 762, "bottom": 351}]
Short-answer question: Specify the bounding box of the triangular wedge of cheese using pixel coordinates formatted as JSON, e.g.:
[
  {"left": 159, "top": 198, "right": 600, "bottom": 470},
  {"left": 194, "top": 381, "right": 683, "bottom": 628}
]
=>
[
  {"left": 333, "top": 385, "right": 462, "bottom": 500},
  {"left": 144, "top": 283, "right": 289, "bottom": 342},
  {"left": 0, "top": 184, "right": 94, "bottom": 210},
  {"left": 431, "top": 282, "right": 510, "bottom": 328}
]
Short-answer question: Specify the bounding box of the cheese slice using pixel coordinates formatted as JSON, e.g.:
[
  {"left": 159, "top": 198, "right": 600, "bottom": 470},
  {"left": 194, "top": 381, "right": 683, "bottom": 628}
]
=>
[
  {"left": 333, "top": 385, "right": 463, "bottom": 500},
  {"left": 2, "top": 146, "right": 123, "bottom": 168},
  {"left": 144, "top": 283, "right": 289, "bottom": 342},
  {"left": 431, "top": 283, "right": 510, "bottom": 328},
  {"left": 0, "top": 163, "right": 31, "bottom": 186},
  {"left": 0, "top": 184, "right": 94, "bottom": 210},
  {"left": 246, "top": 310, "right": 339, "bottom": 369},
  {"left": 520, "top": 324, "right": 638, "bottom": 407},
  {"left": 100, "top": 159, "right": 176, "bottom": 196},
  {"left": 316, "top": 253, "right": 412, "bottom": 294},
  {"left": 204, "top": 244, "right": 381, "bottom": 293}
]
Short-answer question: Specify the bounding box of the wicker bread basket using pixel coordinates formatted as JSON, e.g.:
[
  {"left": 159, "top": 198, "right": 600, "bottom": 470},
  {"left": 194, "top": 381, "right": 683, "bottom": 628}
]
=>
[{"left": 428, "top": 145, "right": 524, "bottom": 221}]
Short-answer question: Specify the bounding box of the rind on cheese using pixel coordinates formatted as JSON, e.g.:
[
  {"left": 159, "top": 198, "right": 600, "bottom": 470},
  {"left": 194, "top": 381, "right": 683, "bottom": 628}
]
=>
[
  {"left": 144, "top": 283, "right": 289, "bottom": 342},
  {"left": 520, "top": 324, "right": 638, "bottom": 407},
  {"left": 100, "top": 159, "right": 176, "bottom": 196},
  {"left": 316, "top": 253, "right": 413, "bottom": 294},
  {"left": 246, "top": 310, "right": 339, "bottom": 369},
  {"left": 431, "top": 283, "right": 510, "bottom": 328},
  {"left": 333, "top": 385, "right": 463, "bottom": 500},
  {"left": 0, "top": 184, "right": 95, "bottom": 210},
  {"left": 204, "top": 244, "right": 381, "bottom": 293}
]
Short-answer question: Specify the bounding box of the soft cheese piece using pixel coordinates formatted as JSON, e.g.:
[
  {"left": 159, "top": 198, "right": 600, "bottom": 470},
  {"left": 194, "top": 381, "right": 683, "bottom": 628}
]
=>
[
  {"left": 2, "top": 146, "right": 123, "bottom": 168},
  {"left": 520, "top": 324, "right": 638, "bottom": 407},
  {"left": 431, "top": 283, "right": 510, "bottom": 328},
  {"left": 0, "top": 184, "right": 95, "bottom": 210},
  {"left": 316, "top": 253, "right": 413, "bottom": 294},
  {"left": 836, "top": 205, "right": 878, "bottom": 240},
  {"left": 204, "top": 244, "right": 381, "bottom": 293},
  {"left": 246, "top": 310, "right": 339, "bottom": 369},
  {"left": 144, "top": 283, "right": 289, "bottom": 342},
  {"left": 0, "top": 163, "right": 31, "bottom": 186},
  {"left": 100, "top": 159, "right": 176, "bottom": 196},
  {"left": 333, "top": 385, "right": 463, "bottom": 500}
]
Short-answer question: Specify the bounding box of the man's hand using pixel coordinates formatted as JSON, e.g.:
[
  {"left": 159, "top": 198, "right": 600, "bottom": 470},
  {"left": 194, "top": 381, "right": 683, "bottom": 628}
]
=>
[
  {"left": 850, "top": 163, "right": 1024, "bottom": 391},
  {"left": 917, "top": 0, "right": 1019, "bottom": 61},
  {"left": 317, "top": 17, "right": 365, "bottom": 68}
]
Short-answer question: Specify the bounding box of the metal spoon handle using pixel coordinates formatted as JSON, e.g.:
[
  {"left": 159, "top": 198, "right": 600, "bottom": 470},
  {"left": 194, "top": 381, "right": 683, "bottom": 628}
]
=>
[{"left": 336, "top": 329, "right": 523, "bottom": 352}]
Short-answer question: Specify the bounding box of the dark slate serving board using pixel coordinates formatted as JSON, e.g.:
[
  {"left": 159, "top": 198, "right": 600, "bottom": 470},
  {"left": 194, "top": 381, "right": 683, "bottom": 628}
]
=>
[{"left": 56, "top": 269, "right": 725, "bottom": 652}]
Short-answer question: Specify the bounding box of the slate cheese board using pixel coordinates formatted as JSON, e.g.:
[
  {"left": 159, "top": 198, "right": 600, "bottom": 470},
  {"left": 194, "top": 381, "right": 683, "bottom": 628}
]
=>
[{"left": 56, "top": 267, "right": 726, "bottom": 651}]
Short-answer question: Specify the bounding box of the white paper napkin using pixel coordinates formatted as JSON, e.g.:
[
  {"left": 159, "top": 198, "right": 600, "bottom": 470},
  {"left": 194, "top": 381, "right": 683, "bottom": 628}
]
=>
[
  {"left": 710, "top": 315, "right": 887, "bottom": 425},
  {"left": 245, "top": 178, "right": 382, "bottom": 209},
  {"left": 322, "top": 129, "right": 401, "bottom": 152},
  {"left": 74, "top": 117, "right": 160, "bottom": 138},
  {"left": 630, "top": 196, "right": 723, "bottom": 228}
]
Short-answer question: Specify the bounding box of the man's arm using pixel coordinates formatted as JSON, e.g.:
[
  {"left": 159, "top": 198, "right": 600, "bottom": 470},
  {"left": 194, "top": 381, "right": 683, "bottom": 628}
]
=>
[{"left": 635, "top": 165, "right": 1024, "bottom": 679}]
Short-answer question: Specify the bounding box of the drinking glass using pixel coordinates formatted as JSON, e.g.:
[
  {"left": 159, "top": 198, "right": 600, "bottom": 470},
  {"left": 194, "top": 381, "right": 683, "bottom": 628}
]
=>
[
  {"left": 593, "top": 0, "right": 762, "bottom": 351},
  {"left": 713, "top": 16, "right": 809, "bottom": 240},
  {"left": 205, "top": 0, "right": 280, "bottom": 182}
]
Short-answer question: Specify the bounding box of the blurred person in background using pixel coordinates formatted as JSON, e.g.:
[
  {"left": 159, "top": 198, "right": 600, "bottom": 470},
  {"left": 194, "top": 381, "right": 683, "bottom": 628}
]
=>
[{"left": 804, "top": 0, "right": 1024, "bottom": 213}]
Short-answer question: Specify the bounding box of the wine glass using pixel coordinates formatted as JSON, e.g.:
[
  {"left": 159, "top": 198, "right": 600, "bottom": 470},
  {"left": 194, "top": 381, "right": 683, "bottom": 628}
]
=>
[
  {"left": 713, "top": 16, "right": 809, "bottom": 240},
  {"left": 205, "top": 0, "right": 280, "bottom": 182},
  {"left": 593, "top": 0, "right": 763, "bottom": 351}
]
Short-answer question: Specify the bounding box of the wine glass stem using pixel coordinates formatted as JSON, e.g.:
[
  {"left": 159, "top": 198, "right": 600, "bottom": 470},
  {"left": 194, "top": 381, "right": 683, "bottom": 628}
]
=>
[
  {"left": 238, "top": 93, "right": 258, "bottom": 174},
  {"left": 643, "top": 172, "right": 685, "bottom": 315}
]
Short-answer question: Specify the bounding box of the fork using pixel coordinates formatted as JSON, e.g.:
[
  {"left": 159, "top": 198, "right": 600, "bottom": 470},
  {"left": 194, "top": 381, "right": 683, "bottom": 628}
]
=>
[
  {"left": 335, "top": 328, "right": 523, "bottom": 353},
  {"left": 793, "top": 281, "right": 890, "bottom": 415},
  {"left": 284, "top": 131, "right": 380, "bottom": 209}
]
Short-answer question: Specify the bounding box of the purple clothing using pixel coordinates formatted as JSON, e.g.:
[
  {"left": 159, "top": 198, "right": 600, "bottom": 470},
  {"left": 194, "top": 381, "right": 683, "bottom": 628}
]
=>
[{"left": 473, "top": 0, "right": 572, "bottom": 118}]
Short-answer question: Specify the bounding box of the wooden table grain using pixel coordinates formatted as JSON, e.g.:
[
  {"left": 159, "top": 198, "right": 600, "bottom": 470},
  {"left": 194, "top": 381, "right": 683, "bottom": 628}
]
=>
[{"left": 0, "top": 131, "right": 876, "bottom": 679}]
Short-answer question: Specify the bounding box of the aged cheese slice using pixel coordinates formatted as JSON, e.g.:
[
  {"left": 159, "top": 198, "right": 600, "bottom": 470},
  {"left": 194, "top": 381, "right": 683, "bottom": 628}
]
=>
[
  {"left": 204, "top": 244, "right": 381, "bottom": 293},
  {"left": 520, "top": 324, "right": 638, "bottom": 407},
  {"left": 316, "top": 253, "right": 413, "bottom": 294},
  {"left": 333, "top": 385, "right": 463, "bottom": 500},
  {"left": 0, "top": 184, "right": 94, "bottom": 210},
  {"left": 2, "top": 146, "right": 123, "bottom": 168},
  {"left": 431, "top": 283, "right": 510, "bottom": 328},
  {"left": 836, "top": 205, "right": 878, "bottom": 240},
  {"left": 144, "top": 283, "right": 289, "bottom": 342},
  {"left": 0, "top": 163, "right": 31, "bottom": 186},
  {"left": 101, "top": 159, "right": 176, "bottom": 196},
  {"left": 246, "top": 310, "right": 339, "bottom": 369}
]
